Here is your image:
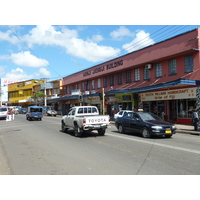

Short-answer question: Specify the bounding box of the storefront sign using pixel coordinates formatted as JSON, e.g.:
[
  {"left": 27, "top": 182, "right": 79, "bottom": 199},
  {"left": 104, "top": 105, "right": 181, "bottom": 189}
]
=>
[
  {"left": 71, "top": 89, "right": 80, "bottom": 95},
  {"left": 83, "top": 60, "right": 123, "bottom": 77},
  {"left": 141, "top": 87, "right": 196, "bottom": 101}
]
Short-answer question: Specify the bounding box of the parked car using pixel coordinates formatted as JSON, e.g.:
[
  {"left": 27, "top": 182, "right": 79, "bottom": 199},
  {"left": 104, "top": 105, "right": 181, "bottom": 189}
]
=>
[
  {"left": 46, "top": 108, "right": 57, "bottom": 116},
  {"left": 0, "top": 107, "right": 8, "bottom": 119},
  {"left": 18, "top": 108, "right": 28, "bottom": 114},
  {"left": 26, "top": 106, "right": 43, "bottom": 121},
  {"left": 115, "top": 111, "right": 176, "bottom": 138},
  {"left": 114, "top": 110, "right": 132, "bottom": 119}
]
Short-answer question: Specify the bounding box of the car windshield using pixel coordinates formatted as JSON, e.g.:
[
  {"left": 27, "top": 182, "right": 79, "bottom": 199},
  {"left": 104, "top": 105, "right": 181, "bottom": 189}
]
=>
[
  {"left": 0, "top": 108, "right": 7, "bottom": 112},
  {"left": 138, "top": 112, "right": 162, "bottom": 121}
]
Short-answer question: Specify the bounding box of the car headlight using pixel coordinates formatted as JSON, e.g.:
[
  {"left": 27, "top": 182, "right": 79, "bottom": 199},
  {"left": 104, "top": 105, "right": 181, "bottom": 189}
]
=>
[
  {"left": 172, "top": 125, "right": 176, "bottom": 129},
  {"left": 151, "top": 126, "right": 162, "bottom": 129}
]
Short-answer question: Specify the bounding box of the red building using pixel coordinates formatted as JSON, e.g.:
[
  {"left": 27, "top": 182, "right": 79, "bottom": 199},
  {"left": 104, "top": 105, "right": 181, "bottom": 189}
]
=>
[{"left": 57, "top": 28, "right": 200, "bottom": 125}]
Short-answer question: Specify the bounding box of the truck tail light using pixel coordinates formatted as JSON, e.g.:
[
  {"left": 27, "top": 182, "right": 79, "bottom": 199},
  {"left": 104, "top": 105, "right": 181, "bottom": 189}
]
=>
[{"left": 83, "top": 118, "right": 86, "bottom": 124}]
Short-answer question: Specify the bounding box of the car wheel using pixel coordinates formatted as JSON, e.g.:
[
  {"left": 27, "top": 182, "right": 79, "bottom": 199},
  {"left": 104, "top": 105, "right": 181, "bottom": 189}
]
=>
[
  {"left": 118, "top": 124, "right": 125, "bottom": 133},
  {"left": 142, "top": 127, "right": 150, "bottom": 138}
]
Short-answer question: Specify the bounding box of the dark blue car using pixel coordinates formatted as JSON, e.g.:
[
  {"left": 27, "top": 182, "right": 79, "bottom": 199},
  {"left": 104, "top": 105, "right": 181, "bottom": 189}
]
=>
[
  {"left": 115, "top": 111, "right": 176, "bottom": 138},
  {"left": 26, "top": 106, "right": 43, "bottom": 121}
]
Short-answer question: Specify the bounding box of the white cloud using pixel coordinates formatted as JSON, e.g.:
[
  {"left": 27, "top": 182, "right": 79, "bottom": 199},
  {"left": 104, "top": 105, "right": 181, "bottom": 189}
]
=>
[
  {"left": 10, "top": 51, "right": 49, "bottom": 68},
  {"left": 0, "top": 29, "right": 19, "bottom": 44},
  {"left": 110, "top": 26, "right": 134, "bottom": 40},
  {"left": 5, "top": 68, "right": 31, "bottom": 80},
  {"left": 36, "top": 68, "right": 51, "bottom": 77},
  {"left": 122, "top": 30, "right": 155, "bottom": 53},
  {"left": 87, "top": 34, "right": 104, "bottom": 43},
  {"left": 23, "top": 25, "right": 120, "bottom": 62},
  {"left": 5, "top": 67, "right": 51, "bottom": 81},
  {"left": 0, "top": 65, "right": 5, "bottom": 76}
]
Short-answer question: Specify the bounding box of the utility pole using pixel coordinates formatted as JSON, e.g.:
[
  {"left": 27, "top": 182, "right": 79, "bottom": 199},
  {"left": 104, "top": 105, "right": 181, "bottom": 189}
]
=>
[
  {"left": 41, "top": 78, "right": 48, "bottom": 107},
  {"left": 102, "top": 88, "right": 105, "bottom": 115},
  {"left": 79, "top": 92, "right": 83, "bottom": 106}
]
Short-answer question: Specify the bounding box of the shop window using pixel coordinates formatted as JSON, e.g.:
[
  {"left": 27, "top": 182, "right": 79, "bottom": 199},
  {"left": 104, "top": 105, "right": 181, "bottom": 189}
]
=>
[
  {"left": 126, "top": 70, "right": 131, "bottom": 83},
  {"left": 178, "top": 99, "right": 196, "bottom": 118},
  {"left": 118, "top": 72, "right": 122, "bottom": 85},
  {"left": 135, "top": 68, "right": 140, "bottom": 81},
  {"left": 155, "top": 63, "right": 162, "bottom": 78},
  {"left": 185, "top": 55, "right": 193, "bottom": 72},
  {"left": 169, "top": 59, "right": 176, "bottom": 75}
]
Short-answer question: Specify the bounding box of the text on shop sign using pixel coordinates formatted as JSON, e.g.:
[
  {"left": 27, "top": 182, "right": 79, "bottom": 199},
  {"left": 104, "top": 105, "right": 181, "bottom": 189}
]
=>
[
  {"left": 141, "top": 88, "right": 196, "bottom": 101},
  {"left": 83, "top": 60, "right": 123, "bottom": 77}
]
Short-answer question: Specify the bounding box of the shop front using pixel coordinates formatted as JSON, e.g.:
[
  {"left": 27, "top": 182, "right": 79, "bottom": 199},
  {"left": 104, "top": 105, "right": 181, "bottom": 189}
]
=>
[
  {"left": 115, "top": 93, "right": 135, "bottom": 112},
  {"left": 140, "top": 86, "right": 197, "bottom": 125}
]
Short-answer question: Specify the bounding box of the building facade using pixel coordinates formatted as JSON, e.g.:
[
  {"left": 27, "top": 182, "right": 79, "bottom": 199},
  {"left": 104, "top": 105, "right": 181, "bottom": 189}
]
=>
[
  {"left": 33, "top": 79, "right": 63, "bottom": 113},
  {"left": 57, "top": 28, "right": 200, "bottom": 124},
  {"left": 8, "top": 79, "right": 44, "bottom": 106}
]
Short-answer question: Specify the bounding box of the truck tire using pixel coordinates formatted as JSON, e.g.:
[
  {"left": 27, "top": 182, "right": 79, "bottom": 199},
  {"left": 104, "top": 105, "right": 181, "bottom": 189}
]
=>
[
  {"left": 61, "top": 121, "right": 67, "bottom": 132},
  {"left": 74, "top": 124, "right": 82, "bottom": 137},
  {"left": 98, "top": 129, "right": 105, "bottom": 136}
]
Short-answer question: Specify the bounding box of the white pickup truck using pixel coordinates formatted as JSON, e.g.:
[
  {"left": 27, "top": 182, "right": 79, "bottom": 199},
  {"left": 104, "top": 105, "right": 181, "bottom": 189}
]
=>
[{"left": 61, "top": 106, "right": 110, "bottom": 137}]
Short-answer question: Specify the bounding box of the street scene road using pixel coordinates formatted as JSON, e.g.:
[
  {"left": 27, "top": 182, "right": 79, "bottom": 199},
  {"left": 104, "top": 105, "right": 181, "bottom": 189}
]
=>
[{"left": 0, "top": 114, "right": 200, "bottom": 175}]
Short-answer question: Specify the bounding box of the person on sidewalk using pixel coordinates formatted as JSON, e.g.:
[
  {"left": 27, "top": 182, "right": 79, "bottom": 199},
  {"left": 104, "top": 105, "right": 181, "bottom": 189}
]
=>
[
  {"left": 6, "top": 108, "right": 12, "bottom": 122},
  {"left": 192, "top": 109, "right": 199, "bottom": 131},
  {"left": 11, "top": 108, "right": 15, "bottom": 120}
]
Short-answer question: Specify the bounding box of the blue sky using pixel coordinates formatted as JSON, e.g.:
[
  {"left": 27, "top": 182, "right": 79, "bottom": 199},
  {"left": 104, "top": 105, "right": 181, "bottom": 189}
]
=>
[{"left": 0, "top": 25, "right": 198, "bottom": 82}]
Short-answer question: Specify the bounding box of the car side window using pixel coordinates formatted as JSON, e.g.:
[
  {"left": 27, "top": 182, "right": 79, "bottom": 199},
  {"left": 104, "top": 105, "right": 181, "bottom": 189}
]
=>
[
  {"left": 78, "top": 108, "right": 83, "bottom": 113},
  {"left": 132, "top": 113, "right": 140, "bottom": 120},
  {"left": 119, "top": 111, "right": 123, "bottom": 115},
  {"left": 68, "top": 110, "right": 72, "bottom": 116},
  {"left": 124, "top": 112, "right": 132, "bottom": 119},
  {"left": 72, "top": 110, "right": 75, "bottom": 115}
]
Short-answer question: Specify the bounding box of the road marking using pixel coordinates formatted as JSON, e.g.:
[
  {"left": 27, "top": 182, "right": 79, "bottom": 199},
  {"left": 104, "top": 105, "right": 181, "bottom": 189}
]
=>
[{"left": 107, "top": 133, "right": 200, "bottom": 155}]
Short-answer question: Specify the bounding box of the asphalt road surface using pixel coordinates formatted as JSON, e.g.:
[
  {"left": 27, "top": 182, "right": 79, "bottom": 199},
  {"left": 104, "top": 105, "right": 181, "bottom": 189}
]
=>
[{"left": 0, "top": 114, "right": 200, "bottom": 175}]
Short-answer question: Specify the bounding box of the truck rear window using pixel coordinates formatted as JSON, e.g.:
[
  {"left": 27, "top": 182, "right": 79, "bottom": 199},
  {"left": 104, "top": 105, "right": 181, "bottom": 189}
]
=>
[
  {"left": 30, "top": 108, "right": 42, "bottom": 112},
  {"left": 78, "top": 107, "right": 97, "bottom": 114}
]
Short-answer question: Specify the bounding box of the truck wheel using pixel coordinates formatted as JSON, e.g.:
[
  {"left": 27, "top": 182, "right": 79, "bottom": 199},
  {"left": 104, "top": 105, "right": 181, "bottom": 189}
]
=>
[
  {"left": 61, "top": 121, "right": 67, "bottom": 132},
  {"left": 98, "top": 129, "right": 105, "bottom": 136},
  {"left": 74, "top": 124, "right": 82, "bottom": 137}
]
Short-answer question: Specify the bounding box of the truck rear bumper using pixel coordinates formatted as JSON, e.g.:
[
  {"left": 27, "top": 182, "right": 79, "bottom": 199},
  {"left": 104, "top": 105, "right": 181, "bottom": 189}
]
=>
[{"left": 83, "top": 124, "right": 108, "bottom": 130}]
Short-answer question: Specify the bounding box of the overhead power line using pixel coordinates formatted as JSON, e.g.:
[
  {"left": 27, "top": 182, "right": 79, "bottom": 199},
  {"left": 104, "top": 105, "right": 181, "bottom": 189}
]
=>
[{"left": 6, "top": 25, "right": 63, "bottom": 79}]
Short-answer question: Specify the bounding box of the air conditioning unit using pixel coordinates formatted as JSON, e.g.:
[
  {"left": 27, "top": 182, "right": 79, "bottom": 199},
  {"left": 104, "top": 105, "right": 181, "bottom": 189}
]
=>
[{"left": 145, "top": 64, "right": 152, "bottom": 69}]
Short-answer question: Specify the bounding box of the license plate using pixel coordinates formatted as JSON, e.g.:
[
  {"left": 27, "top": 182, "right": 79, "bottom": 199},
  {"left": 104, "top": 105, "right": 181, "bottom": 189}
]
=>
[
  {"left": 94, "top": 125, "right": 100, "bottom": 128},
  {"left": 165, "top": 130, "right": 172, "bottom": 134}
]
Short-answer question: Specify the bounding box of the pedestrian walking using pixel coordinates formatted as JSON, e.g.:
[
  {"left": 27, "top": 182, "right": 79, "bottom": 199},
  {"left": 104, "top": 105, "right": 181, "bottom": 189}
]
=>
[
  {"left": 6, "top": 108, "right": 12, "bottom": 122},
  {"left": 192, "top": 109, "right": 199, "bottom": 131},
  {"left": 11, "top": 108, "right": 15, "bottom": 120}
]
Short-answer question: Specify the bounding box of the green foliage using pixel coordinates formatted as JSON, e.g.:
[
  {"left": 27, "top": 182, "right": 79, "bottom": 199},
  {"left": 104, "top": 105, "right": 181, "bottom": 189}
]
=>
[{"left": 30, "top": 91, "right": 46, "bottom": 105}]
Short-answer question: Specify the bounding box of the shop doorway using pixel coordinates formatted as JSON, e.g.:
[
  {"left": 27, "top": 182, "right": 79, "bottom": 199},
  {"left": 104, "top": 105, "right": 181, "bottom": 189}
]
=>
[{"left": 168, "top": 100, "right": 177, "bottom": 122}]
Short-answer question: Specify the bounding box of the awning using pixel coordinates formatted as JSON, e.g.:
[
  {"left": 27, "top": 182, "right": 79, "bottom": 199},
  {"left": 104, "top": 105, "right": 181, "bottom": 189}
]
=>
[{"left": 106, "top": 79, "right": 200, "bottom": 95}]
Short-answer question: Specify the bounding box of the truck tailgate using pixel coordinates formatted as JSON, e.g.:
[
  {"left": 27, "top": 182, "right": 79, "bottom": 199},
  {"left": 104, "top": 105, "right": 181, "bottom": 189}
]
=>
[{"left": 84, "top": 115, "right": 110, "bottom": 125}]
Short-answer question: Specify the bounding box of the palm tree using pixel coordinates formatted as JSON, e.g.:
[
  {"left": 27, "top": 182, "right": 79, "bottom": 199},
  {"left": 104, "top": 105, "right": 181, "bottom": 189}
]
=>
[{"left": 30, "top": 91, "right": 46, "bottom": 105}]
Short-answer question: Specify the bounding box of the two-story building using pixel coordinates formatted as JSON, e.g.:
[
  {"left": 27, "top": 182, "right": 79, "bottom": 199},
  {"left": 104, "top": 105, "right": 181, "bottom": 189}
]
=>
[
  {"left": 8, "top": 79, "right": 45, "bottom": 106},
  {"left": 56, "top": 28, "right": 200, "bottom": 125},
  {"left": 33, "top": 79, "right": 63, "bottom": 113}
]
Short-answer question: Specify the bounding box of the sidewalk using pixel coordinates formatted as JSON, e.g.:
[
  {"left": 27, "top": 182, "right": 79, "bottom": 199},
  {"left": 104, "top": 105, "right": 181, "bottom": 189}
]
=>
[{"left": 175, "top": 124, "right": 200, "bottom": 135}]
